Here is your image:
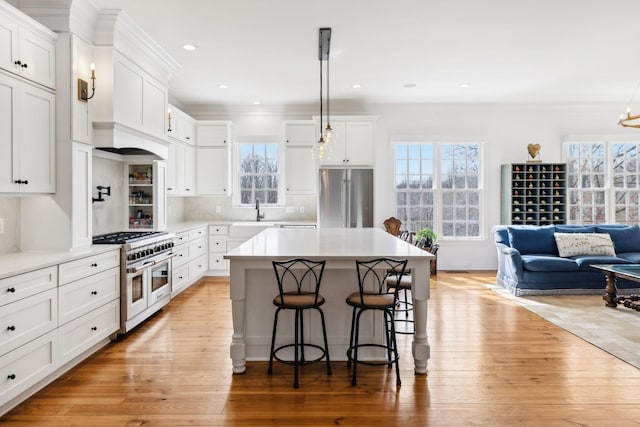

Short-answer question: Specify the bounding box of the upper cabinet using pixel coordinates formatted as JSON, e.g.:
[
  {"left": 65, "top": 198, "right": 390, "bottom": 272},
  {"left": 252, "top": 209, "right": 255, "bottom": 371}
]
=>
[
  {"left": 284, "top": 121, "right": 316, "bottom": 195},
  {"left": 168, "top": 105, "right": 196, "bottom": 145},
  {"left": 317, "top": 117, "right": 376, "bottom": 166},
  {"left": 197, "top": 121, "right": 232, "bottom": 147},
  {"left": 0, "top": 2, "right": 56, "bottom": 89},
  {"left": 0, "top": 73, "right": 55, "bottom": 194}
]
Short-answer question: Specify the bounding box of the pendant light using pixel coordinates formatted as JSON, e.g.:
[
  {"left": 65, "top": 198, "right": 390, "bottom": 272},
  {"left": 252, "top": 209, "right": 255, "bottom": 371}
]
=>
[{"left": 312, "top": 28, "right": 333, "bottom": 160}]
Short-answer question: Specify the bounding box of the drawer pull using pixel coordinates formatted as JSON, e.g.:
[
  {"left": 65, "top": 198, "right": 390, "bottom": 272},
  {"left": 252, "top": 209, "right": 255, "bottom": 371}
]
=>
[
  {"left": 7, "top": 287, "right": 16, "bottom": 293},
  {"left": 91, "top": 263, "right": 98, "bottom": 267},
  {"left": 91, "top": 326, "right": 97, "bottom": 331},
  {"left": 7, "top": 374, "right": 16, "bottom": 380},
  {"left": 91, "top": 291, "right": 98, "bottom": 295},
  {"left": 7, "top": 325, "right": 16, "bottom": 331},
  {"left": 179, "top": 276, "right": 183, "bottom": 279}
]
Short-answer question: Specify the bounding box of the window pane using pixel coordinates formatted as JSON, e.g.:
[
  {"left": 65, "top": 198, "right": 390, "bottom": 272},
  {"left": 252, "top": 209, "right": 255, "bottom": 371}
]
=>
[{"left": 238, "top": 143, "right": 280, "bottom": 205}]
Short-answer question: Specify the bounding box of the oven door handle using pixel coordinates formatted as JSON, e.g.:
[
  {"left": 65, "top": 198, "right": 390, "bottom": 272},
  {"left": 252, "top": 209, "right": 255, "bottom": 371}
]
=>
[
  {"left": 126, "top": 252, "right": 177, "bottom": 274},
  {"left": 154, "top": 252, "right": 177, "bottom": 264}
]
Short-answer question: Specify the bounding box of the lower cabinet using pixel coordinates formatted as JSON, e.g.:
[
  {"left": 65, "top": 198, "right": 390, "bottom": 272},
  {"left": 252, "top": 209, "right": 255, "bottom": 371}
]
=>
[{"left": 171, "top": 226, "right": 208, "bottom": 297}]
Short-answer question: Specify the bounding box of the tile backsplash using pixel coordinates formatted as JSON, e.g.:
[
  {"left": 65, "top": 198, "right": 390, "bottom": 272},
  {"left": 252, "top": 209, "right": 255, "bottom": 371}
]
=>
[{"left": 0, "top": 197, "right": 20, "bottom": 254}]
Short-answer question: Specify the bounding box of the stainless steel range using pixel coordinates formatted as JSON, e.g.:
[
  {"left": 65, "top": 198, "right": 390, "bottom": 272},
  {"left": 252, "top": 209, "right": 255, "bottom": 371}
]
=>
[{"left": 93, "top": 231, "right": 176, "bottom": 334}]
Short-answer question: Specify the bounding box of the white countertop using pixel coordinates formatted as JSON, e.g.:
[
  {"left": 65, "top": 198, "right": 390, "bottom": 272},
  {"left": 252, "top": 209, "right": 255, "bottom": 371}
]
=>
[
  {"left": 224, "top": 227, "right": 433, "bottom": 260},
  {"left": 0, "top": 244, "right": 121, "bottom": 280}
]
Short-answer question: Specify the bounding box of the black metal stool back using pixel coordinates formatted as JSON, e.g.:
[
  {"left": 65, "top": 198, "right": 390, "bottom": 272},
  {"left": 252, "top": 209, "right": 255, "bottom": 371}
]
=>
[
  {"left": 269, "top": 258, "right": 332, "bottom": 388},
  {"left": 347, "top": 258, "right": 408, "bottom": 386}
]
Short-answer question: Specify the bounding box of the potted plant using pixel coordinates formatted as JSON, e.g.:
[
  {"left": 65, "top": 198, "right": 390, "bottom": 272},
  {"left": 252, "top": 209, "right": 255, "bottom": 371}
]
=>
[{"left": 415, "top": 228, "right": 438, "bottom": 248}]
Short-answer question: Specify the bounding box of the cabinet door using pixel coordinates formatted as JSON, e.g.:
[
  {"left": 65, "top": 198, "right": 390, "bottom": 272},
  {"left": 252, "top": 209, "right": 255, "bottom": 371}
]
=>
[
  {"left": 0, "top": 73, "right": 19, "bottom": 192},
  {"left": 166, "top": 142, "right": 178, "bottom": 195},
  {"left": 183, "top": 144, "right": 195, "bottom": 194},
  {"left": 17, "top": 82, "right": 55, "bottom": 193},
  {"left": 0, "top": 13, "right": 19, "bottom": 77},
  {"left": 183, "top": 117, "right": 196, "bottom": 145},
  {"left": 72, "top": 142, "right": 92, "bottom": 248},
  {"left": 344, "top": 122, "right": 373, "bottom": 166},
  {"left": 153, "top": 160, "right": 167, "bottom": 231},
  {"left": 285, "top": 145, "right": 316, "bottom": 195},
  {"left": 196, "top": 148, "right": 229, "bottom": 195},
  {"left": 143, "top": 78, "right": 167, "bottom": 138},
  {"left": 197, "top": 123, "right": 230, "bottom": 147},
  {"left": 18, "top": 27, "right": 55, "bottom": 89},
  {"left": 285, "top": 121, "right": 316, "bottom": 146}
]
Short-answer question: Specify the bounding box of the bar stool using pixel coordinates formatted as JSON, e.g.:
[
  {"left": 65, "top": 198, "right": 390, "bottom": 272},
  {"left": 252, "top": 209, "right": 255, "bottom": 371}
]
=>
[
  {"left": 386, "top": 273, "right": 414, "bottom": 335},
  {"left": 346, "top": 258, "right": 408, "bottom": 386},
  {"left": 268, "top": 258, "right": 332, "bottom": 388}
]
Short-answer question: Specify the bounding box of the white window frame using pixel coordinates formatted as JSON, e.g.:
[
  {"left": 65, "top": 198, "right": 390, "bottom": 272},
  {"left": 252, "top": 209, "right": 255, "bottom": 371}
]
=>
[
  {"left": 392, "top": 140, "right": 485, "bottom": 240},
  {"left": 232, "top": 138, "right": 284, "bottom": 207},
  {"left": 563, "top": 136, "right": 640, "bottom": 225}
]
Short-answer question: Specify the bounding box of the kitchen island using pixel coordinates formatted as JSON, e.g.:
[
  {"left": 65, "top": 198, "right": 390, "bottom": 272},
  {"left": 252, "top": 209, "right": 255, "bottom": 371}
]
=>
[{"left": 224, "top": 227, "right": 434, "bottom": 375}]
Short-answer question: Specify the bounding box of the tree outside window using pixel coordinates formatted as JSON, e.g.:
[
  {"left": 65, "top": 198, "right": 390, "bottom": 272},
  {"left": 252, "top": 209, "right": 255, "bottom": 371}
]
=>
[{"left": 239, "top": 143, "right": 279, "bottom": 205}]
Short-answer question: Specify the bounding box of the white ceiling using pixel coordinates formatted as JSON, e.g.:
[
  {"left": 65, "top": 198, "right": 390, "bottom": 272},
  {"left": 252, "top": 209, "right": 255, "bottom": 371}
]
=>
[{"left": 95, "top": 0, "right": 640, "bottom": 111}]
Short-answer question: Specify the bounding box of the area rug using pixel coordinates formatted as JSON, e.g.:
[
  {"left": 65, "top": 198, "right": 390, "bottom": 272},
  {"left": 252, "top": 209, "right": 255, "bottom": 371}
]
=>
[{"left": 485, "top": 283, "right": 640, "bottom": 369}]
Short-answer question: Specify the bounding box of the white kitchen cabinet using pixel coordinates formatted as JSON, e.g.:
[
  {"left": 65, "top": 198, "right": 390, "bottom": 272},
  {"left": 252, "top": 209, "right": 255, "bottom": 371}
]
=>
[
  {"left": 0, "top": 2, "right": 56, "bottom": 89},
  {"left": 72, "top": 142, "right": 92, "bottom": 248},
  {"left": 125, "top": 161, "right": 167, "bottom": 230},
  {"left": 0, "top": 73, "right": 55, "bottom": 194},
  {"left": 208, "top": 225, "right": 229, "bottom": 271},
  {"left": 318, "top": 119, "right": 375, "bottom": 166},
  {"left": 0, "top": 265, "right": 56, "bottom": 308},
  {"left": 58, "top": 267, "right": 120, "bottom": 326},
  {"left": 197, "top": 121, "right": 232, "bottom": 147},
  {"left": 196, "top": 147, "right": 230, "bottom": 195},
  {"left": 167, "top": 142, "right": 195, "bottom": 196},
  {"left": 168, "top": 104, "right": 196, "bottom": 145},
  {"left": 171, "top": 226, "right": 208, "bottom": 297},
  {"left": 284, "top": 121, "right": 316, "bottom": 195}
]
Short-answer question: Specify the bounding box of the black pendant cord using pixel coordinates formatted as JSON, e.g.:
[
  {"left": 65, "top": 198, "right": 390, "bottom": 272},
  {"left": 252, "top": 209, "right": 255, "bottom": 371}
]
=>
[
  {"left": 319, "top": 56, "right": 323, "bottom": 141},
  {"left": 326, "top": 56, "right": 330, "bottom": 130}
]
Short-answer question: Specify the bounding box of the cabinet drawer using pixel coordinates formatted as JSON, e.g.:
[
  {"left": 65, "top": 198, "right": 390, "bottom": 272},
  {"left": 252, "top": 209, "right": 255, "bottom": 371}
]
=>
[
  {"left": 209, "top": 225, "right": 228, "bottom": 235},
  {"left": 59, "top": 250, "right": 120, "bottom": 285},
  {"left": 58, "top": 299, "right": 119, "bottom": 364},
  {"left": 1, "top": 288, "right": 57, "bottom": 356},
  {"left": 58, "top": 267, "right": 120, "bottom": 326},
  {"left": 189, "top": 226, "right": 207, "bottom": 240},
  {"left": 172, "top": 264, "right": 190, "bottom": 294},
  {"left": 0, "top": 330, "right": 57, "bottom": 407},
  {"left": 0, "top": 266, "right": 57, "bottom": 307},
  {"left": 189, "top": 254, "right": 207, "bottom": 279},
  {"left": 189, "top": 237, "right": 207, "bottom": 258},
  {"left": 209, "top": 254, "right": 228, "bottom": 271},
  {"left": 173, "top": 230, "right": 190, "bottom": 245},
  {"left": 209, "top": 237, "right": 227, "bottom": 253},
  {"left": 173, "top": 244, "right": 190, "bottom": 268}
]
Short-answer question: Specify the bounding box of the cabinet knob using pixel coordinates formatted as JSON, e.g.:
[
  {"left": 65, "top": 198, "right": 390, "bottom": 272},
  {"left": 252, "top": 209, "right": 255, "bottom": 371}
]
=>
[
  {"left": 7, "top": 374, "right": 16, "bottom": 380},
  {"left": 186, "top": 136, "right": 190, "bottom": 140},
  {"left": 21, "top": 63, "right": 27, "bottom": 69},
  {"left": 23, "top": 179, "right": 28, "bottom": 184},
  {"left": 13, "top": 60, "right": 21, "bottom": 66},
  {"left": 7, "top": 287, "right": 15, "bottom": 293},
  {"left": 7, "top": 325, "right": 16, "bottom": 331},
  {"left": 167, "top": 187, "right": 173, "bottom": 191},
  {"left": 91, "top": 326, "right": 98, "bottom": 331},
  {"left": 91, "top": 290, "right": 98, "bottom": 295},
  {"left": 91, "top": 263, "right": 98, "bottom": 267}
]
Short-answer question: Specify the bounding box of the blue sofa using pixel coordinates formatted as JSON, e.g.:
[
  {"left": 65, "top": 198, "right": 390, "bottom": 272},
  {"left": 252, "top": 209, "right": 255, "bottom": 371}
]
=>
[{"left": 493, "top": 224, "right": 640, "bottom": 295}]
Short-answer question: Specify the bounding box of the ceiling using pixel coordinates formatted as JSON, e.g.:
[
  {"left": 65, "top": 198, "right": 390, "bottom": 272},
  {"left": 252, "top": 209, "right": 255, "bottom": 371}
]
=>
[{"left": 95, "top": 0, "right": 640, "bottom": 111}]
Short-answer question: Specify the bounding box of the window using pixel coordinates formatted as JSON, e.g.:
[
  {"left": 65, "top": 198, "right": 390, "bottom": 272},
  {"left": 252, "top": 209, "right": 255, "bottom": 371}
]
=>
[
  {"left": 238, "top": 143, "right": 280, "bottom": 205},
  {"left": 565, "top": 141, "right": 640, "bottom": 225},
  {"left": 394, "top": 142, "right": 482, "bottom": 238}
]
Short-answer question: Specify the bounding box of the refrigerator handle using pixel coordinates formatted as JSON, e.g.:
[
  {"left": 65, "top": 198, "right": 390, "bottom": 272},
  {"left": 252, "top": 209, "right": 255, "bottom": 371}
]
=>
[{"left": 345, "top": 173, "right": 351, "bottom": 227}]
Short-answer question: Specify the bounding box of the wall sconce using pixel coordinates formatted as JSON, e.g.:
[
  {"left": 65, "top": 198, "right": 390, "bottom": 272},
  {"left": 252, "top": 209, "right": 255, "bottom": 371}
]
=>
[
  {"left": 78, "top": 62, "right": 96, "bottom": 102},
  {"left": 92, "top": 185, "right": 111, "bottom": 203},
  {"left": 167, "top": 108, "right": 172, "bottom": 132}
]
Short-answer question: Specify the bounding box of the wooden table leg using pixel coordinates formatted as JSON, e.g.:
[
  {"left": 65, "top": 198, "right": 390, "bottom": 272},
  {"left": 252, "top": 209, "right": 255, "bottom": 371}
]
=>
[{"left": 602, "top": 271, "right": 618, "bottom": 308}]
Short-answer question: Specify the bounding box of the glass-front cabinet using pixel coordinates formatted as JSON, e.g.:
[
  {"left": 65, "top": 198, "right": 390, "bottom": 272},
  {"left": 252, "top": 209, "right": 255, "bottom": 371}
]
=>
[{"left": 125, "top": 160, "right": 167, "bottom": 231}]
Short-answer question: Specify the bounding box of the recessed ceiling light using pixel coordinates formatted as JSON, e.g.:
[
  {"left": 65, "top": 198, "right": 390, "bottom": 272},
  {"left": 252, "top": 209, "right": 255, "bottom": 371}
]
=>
[
  {"left": 352, "top": 84, "right": 362, "bottom": 89},
  {"left": 218, "top": 84, "right": 228, "bottom": 89},
  {"left": 403, "top": 83, "right": 417, "bottom": 88},
  {"left": 459, "top": 83, "right": 471, "bottom": 88},
  {"left": 183, "top": 44, "right": 197, "bottom": 51},
  {"left": 253, "top": 100, "right": 261, "bottom": 105}
]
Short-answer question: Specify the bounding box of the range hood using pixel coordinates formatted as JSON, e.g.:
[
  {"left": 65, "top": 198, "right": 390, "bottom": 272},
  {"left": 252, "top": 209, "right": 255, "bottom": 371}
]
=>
[{"left": 93, "top": 121, "right": 169, "bottom": 159}]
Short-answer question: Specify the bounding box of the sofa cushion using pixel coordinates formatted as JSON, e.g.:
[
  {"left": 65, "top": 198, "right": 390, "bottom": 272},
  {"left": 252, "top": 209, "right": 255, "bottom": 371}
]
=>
[
  {"left": 508, "top": 225, "right": 557, "bottom": 255},
  {"left": 571, "top": 255, "right": 631, "bottom": 272},
  {"left": 595, "top": 225, "right": 640, "bottom": 253},
  {"left": 554, "top": 225, "right": 596, "bottom": 234},
  {"left": 617, "top": 252, "right": 640, "bottom": 263},
  {"left": 521, "top": 255, "right": 579, "bottom": 272},
  {"left": 554, "top": 232, "right": 616, "bottom": 257}
]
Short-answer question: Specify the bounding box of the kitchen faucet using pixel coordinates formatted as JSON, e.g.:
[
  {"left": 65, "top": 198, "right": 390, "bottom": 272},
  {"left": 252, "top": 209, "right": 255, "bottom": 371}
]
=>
[{"left": 256, "top": 198, "right": 265, "bottom": 222}]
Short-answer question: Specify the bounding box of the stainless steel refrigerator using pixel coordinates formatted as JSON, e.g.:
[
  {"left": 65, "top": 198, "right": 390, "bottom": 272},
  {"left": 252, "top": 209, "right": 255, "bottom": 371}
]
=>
[{"left": 318, "top": 168, "right": 373, "bottom": 228}]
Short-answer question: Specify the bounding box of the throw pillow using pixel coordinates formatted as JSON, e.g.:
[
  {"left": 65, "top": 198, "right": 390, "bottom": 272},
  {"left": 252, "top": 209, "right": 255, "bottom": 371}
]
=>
[
  {"left": 554, "top": 232, "right": 616, "bottom": 257},
  {"left": 508, "top": 225, "right": 557, "bottom": 255},
  {"left": 595, "top": 225, "right": 640, "bottom": 253}
]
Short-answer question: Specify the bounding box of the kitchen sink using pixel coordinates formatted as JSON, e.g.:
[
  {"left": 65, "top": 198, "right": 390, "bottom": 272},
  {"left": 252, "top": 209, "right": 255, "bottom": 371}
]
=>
[{"left": 229, "top": 222, "right": 276, "bottom": 238}]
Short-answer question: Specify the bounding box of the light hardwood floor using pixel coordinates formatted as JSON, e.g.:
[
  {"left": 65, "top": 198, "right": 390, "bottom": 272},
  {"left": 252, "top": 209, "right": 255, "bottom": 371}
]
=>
[{"left": 3, "top": 271, "right": 640, "bottom": 426}]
